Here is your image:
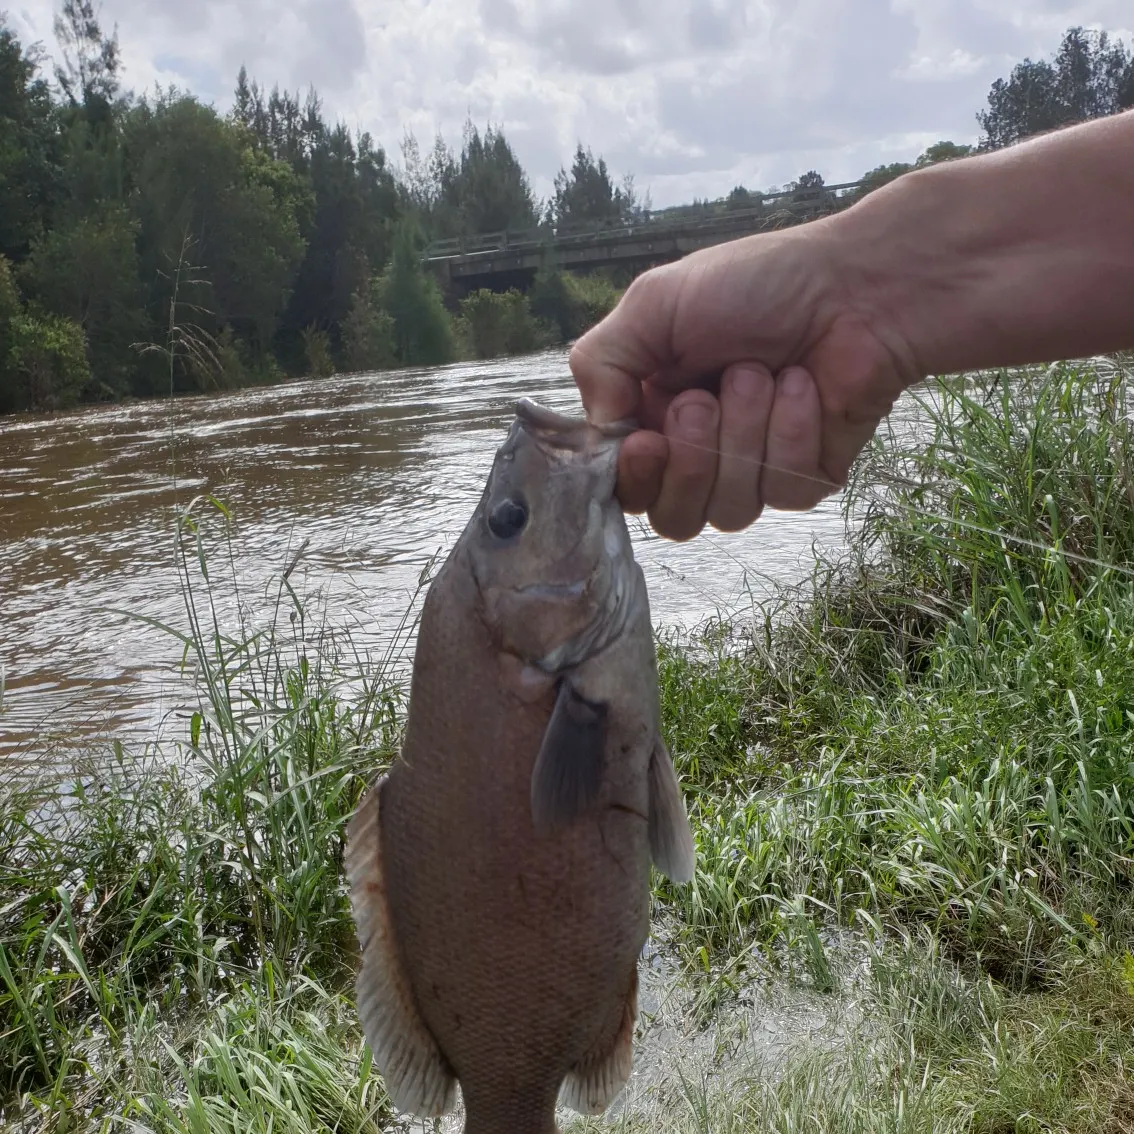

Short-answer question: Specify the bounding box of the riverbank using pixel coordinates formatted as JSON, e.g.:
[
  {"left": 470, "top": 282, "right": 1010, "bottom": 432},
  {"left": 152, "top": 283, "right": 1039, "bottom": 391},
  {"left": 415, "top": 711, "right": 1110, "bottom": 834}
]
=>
[{"left": 3, "top": 359, "right": 1134, "bottom": 1131}]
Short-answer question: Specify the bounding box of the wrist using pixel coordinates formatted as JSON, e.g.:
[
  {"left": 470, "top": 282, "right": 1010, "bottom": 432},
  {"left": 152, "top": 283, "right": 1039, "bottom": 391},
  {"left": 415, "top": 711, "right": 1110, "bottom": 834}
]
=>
[
  {"left": 822, "top": 160, "right": 1001, "bottom": 382},
  {"left": 824, "top": 112, "right": 1134, "bottom": 379}
]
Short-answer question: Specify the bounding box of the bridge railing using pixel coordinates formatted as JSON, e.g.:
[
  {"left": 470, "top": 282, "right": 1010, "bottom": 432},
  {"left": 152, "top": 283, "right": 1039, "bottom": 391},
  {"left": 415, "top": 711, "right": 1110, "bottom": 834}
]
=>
[{"left": 424, "top": 179, "right": 866, "bottom": 262}]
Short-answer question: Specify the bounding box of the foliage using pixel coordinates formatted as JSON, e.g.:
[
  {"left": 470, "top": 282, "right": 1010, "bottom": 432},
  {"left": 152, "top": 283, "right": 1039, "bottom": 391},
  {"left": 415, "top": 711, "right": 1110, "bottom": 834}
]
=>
[
  {"left": 2, "top": 307, "right": 91, "bottom": 410},
  {"left": 127, "top": 95, "right": 309, "bottom": 367},
  {"left": 915, "top": 139, "right": 973, "bottom": 166},
  {"left": 548, "top": 143, "right": 640, "bottom": 229},
  {"left": 856, "top": 160, "right": 914, "bottom": 197},
  {"left": 790, "top": 169, "right": 830, "bottom": 203},
  {"left": 528, "top": 261, "right": 622, "bottom": 343},
  {"left": 301, "top": 324, "right": 334, "bottom": 378},
  {"left": 977, "top": 25, "right": 1134, "bottom": 149},
  {"left": 0, "top": 252, "right": 20, "bottom": 348},
  {"left": 52, "top": 0, "right": 121, "bottom": 109},
  {"left": 373, "top": 221, "right": 454, "bottom": 366},
  {"left": 724, "top": 185, "right": 764, "bottom": 212},
  {"left": 0, "top": 8, "right": 1131, "bottom": 416},
  {"left": 402, "top": 119, "right": 539, "bottom": 238},
  {"left": 340, "top": 283, "right": 397, "bottom": 372},
  {"left": 857, "top": 142, "right": 976, "bottom": 200},
  {"left": 0, "top": 497, "right": 408, "bottom": 1118},
  {"left": 19, "top": 201, "right": 145, "bottom": 396},
  {"left": 0, "top": 25, "right": 61, "bottom": 262},
  {"left": 7, "top": 362, "right": 1134, "bottom": 1128},
  {"left": 458, "top": 287, "right": 544, "bottom": 358},
  {"left": 653, "top": 361, "right": 1134, "bottom": 986}
]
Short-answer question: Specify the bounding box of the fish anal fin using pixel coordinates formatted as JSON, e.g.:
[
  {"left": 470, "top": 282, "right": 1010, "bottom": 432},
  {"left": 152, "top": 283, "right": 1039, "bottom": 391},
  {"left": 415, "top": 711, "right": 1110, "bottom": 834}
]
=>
[
  {"left": 345, "top": 774, "right": 458, "bottom": 1117},
  {"left": 648, "top": 737, "right": 696, "bottom": 884},
  {"left": 530, "top": 679, "right": 608, "bottom": 830},
  {"left": 560, "top": 967, "right": 638, "bottom": 1116}
]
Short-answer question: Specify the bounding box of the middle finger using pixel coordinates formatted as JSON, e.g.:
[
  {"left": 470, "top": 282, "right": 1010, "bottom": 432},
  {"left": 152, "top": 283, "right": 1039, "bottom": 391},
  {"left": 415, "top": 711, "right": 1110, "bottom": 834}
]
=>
[{"left": 647, "top": 389, "right": 721, "bottom": 541}]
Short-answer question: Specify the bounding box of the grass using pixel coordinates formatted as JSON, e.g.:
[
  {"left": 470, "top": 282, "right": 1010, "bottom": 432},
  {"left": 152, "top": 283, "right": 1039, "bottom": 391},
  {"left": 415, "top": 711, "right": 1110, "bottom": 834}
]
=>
[
  {"left": 0, "top": 496, "right": 411, "bottom": 1127},
  {"left": 4, "top": 358, "right": 1134, "bottom": 1130}
]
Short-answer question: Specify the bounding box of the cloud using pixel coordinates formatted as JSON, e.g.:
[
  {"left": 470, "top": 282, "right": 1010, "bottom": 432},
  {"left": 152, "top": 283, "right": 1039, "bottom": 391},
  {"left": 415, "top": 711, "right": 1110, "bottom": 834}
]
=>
[{"left": 6, "top": 0, "right": 1132, "bottom": 207}]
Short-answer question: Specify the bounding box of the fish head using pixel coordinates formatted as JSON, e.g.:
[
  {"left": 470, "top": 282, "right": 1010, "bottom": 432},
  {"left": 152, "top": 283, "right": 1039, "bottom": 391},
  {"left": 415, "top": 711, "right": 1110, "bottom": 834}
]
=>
[{"left": 466, "top": 398, "right": 640, "bottom": 673}]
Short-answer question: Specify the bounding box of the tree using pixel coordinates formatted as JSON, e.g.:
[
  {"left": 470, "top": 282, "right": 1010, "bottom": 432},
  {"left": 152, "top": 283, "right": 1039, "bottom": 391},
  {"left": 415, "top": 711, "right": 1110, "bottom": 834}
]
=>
[
  {"left": 127, "top": 94, "right": 308, "bottom": 386},
  {"left": 20, "top": 202, "right": 145, "bottom": 396},
  {"left": 977, "top": 26, "right": 1134, "bottom": 149},
  {"left": 451, "top": 121, "right": 538, "bottom": 234},
  {"left": 791, "top": 169, "right": 834, "bottom": 211},
  {"left": 399, "top": 120, "right": 538, "bottom": 240},
  {"left": 549, "top": 144, "right": 635, "bottom": 229},
  {"left": 53, "top": 0, "right": 120, "bottom": 110},
  {"left": 915, "top": 140, "right": 973, "bottom": 167},
  {"left": 856, "top": 161, "right": 913, "bottom": 198},
  {"left": 0, "top": 24, "right": 61, "bottom": 261},
  {"left": 726, "top": 185, "right": 762, "bottom": 212},
  {"left": 374, "top": 221, "right": 453, "bottom": 366}
]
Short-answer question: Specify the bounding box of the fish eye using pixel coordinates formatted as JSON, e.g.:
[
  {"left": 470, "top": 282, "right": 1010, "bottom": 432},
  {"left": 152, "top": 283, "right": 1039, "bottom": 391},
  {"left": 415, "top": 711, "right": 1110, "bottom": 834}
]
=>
[{"left": 488, "top": 497, "right": 529, "bottom": 540}]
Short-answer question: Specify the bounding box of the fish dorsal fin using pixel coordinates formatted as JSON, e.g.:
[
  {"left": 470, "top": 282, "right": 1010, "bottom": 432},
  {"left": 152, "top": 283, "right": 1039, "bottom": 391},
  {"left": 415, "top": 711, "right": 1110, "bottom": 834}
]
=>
[
  {"left": 345, "top": 775, "right": 458, "bottom": 1117},
  {"left": 648, "top": 737, "right": 696, "bottom": 884},
  {"left": 560, "top": 966, "right": 638, "bottom": 1115}
]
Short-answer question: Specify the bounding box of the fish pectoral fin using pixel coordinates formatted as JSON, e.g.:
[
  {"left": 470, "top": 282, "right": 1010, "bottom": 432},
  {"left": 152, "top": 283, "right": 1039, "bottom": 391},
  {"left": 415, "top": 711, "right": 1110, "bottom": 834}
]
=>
[
  {"left": 530, "top": 678, "right": 608, "bottom": 830},
  {"left": 561, "top": 967, "right": 638, "bottom": 1116},
  {"left": 648, "top": 737, "right": 696, "bottom": 884},
  {"left": 345, "top": 774, "right": 458, "bottom": 1118}
]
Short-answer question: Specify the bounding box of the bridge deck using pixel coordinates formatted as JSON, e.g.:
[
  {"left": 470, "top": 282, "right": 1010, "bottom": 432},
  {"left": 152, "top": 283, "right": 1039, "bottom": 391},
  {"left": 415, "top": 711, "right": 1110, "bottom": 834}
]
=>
[{"left": 423, "top": 180, "right": 866, "bottom": 288}]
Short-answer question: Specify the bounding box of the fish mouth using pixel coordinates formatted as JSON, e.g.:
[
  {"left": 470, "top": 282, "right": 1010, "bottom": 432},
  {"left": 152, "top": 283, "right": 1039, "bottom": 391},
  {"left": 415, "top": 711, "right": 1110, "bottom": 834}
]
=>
[{"left": 514, "top": 398, "right": 636, "bottom": 445}]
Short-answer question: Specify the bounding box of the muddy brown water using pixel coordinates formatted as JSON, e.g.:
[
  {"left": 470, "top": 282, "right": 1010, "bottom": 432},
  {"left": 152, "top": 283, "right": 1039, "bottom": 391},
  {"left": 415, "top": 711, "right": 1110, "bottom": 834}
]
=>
[{"left": 0, "top": 349, "right": 925, "bottom": 765}]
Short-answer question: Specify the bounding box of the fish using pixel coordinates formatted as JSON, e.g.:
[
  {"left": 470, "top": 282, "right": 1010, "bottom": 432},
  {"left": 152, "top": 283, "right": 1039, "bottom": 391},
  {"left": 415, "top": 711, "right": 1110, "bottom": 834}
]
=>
[{"left": 345, "top": 397, "right": 695, "bottom": 1134}]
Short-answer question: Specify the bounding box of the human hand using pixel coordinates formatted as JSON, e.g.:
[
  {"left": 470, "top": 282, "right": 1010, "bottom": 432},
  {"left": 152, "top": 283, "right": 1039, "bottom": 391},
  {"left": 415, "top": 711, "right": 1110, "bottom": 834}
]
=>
[{"left": 568, "top": 224, "right": 919, "bottom": 540}]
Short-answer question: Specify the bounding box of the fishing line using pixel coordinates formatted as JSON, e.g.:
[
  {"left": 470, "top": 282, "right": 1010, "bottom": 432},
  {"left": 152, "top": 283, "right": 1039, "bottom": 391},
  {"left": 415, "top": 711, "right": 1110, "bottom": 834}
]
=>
[
  {"left": 532, "top": 420, "right": 1134, "bottom": 582},
  {"left": 661, "top": 432, "right": 1134, "bottom": 581}
]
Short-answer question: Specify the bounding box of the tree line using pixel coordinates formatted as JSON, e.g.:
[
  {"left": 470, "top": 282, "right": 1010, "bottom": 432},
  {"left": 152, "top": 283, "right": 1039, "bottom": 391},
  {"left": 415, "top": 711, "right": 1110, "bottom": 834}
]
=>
[{"left": 0, "top": 9, "right": 1130, "bottom": 414}]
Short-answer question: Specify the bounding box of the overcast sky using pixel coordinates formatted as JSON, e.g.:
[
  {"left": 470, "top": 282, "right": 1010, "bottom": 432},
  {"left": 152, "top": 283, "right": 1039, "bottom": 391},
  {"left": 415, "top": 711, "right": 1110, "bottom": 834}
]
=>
[{"left": 6, "top": 0, "right": 1133, "bottom": 208}]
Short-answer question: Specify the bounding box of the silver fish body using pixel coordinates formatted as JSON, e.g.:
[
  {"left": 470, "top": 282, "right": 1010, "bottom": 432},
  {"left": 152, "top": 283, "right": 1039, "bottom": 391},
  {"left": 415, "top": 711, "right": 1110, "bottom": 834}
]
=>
[{"left": 346, "top": 399, "right": 694, "bottom": 1134}]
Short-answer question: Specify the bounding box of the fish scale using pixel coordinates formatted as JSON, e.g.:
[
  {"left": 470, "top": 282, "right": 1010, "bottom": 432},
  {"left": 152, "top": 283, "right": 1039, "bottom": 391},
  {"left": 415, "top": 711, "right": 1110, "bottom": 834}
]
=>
[{"left": 347, "top": 399, "right": 695, "bottom": 1134}]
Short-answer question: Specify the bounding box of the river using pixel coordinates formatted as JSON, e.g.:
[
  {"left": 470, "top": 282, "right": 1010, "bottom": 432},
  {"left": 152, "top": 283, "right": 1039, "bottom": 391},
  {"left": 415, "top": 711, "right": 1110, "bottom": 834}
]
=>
[{"left": 0, "top": 349, "right": 923, "bottom": 764}]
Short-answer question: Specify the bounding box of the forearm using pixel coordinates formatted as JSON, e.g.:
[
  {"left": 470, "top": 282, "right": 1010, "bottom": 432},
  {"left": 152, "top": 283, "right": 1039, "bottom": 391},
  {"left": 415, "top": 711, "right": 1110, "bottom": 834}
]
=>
[{"left": 833, "top": 110, "right": 1134, "bottom": 378}]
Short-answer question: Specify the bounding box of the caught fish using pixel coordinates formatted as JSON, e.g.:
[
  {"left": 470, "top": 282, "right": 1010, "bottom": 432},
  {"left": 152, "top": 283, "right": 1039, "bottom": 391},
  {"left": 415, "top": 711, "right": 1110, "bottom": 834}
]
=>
[{"left": 346, "top": 398, "right": 695, "bottom": 1134}]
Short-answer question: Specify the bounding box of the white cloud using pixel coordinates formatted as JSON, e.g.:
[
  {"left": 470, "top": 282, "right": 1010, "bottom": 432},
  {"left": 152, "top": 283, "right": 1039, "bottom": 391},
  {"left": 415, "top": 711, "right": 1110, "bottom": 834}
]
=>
[{"left": 6, "top": 0, "right": 1133, "bottom": 208}]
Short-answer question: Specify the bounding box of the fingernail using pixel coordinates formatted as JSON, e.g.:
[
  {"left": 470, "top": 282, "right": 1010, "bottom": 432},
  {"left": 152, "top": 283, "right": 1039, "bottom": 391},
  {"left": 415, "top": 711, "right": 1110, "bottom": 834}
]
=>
[
  {"left": 781, "top": 367, "right": 810, "bottom": 397},
  {"left": 675, "top": 400, "right": 714, "bottom": 435},
  {"left": 726, "top": 366, "right": 765, "bottom": 401}
]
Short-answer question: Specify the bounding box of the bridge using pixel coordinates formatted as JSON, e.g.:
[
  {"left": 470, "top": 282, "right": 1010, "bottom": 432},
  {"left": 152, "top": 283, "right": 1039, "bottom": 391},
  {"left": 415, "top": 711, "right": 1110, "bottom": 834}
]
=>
[{"left": 424, "top": 180, "right": 867, "bottom": 293}]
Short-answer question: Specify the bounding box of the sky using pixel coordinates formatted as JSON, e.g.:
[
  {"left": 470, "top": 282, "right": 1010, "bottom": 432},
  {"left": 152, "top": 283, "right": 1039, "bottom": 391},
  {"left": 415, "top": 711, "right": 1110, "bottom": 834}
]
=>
[{"left": 5, "top": 0, "right": 1133, "bottom": 209}]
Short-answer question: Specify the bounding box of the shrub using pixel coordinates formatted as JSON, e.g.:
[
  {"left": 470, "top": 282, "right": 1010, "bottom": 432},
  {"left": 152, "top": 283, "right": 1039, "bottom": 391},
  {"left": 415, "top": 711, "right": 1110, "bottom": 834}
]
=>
[
  {"left": 529, "top": 267, "right": 622, "bottom": 342},
  {"left": 341, "top": 286, "right": 398, "bottom": 372},
  {"left": 458, "top": 288, "right": 543, "bottom": 358},
  {"left": 301, "top": 324, "right": 335, "bottom": 378},
  {"left": 4, "top": 309, "right": 91, "bottom": 411}
]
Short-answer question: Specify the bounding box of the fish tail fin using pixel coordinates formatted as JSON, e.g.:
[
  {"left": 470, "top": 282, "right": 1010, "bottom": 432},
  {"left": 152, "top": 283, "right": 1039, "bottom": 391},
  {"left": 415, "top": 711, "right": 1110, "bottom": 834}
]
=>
[
  {"left": 560, "top": 967, "right": 638, "bottom": 1115},
  {"left": 346, "top": 774, "right": 458, "bottom": 1117},
  {"left": 648, "top": 737, "right": 696, "bottom": 884}
]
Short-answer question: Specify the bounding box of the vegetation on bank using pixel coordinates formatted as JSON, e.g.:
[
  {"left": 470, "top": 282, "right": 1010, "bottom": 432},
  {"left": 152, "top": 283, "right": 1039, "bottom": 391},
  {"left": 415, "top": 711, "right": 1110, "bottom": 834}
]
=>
[
  {"left": 2, "top": 8, "right": 1132, "bottom": 413},
  {"left": 4, "top": 359, "right": 1134, "bottom": 1130},
  {"left": 0, "top": 0, "right": 636, "bottom": 413}
]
